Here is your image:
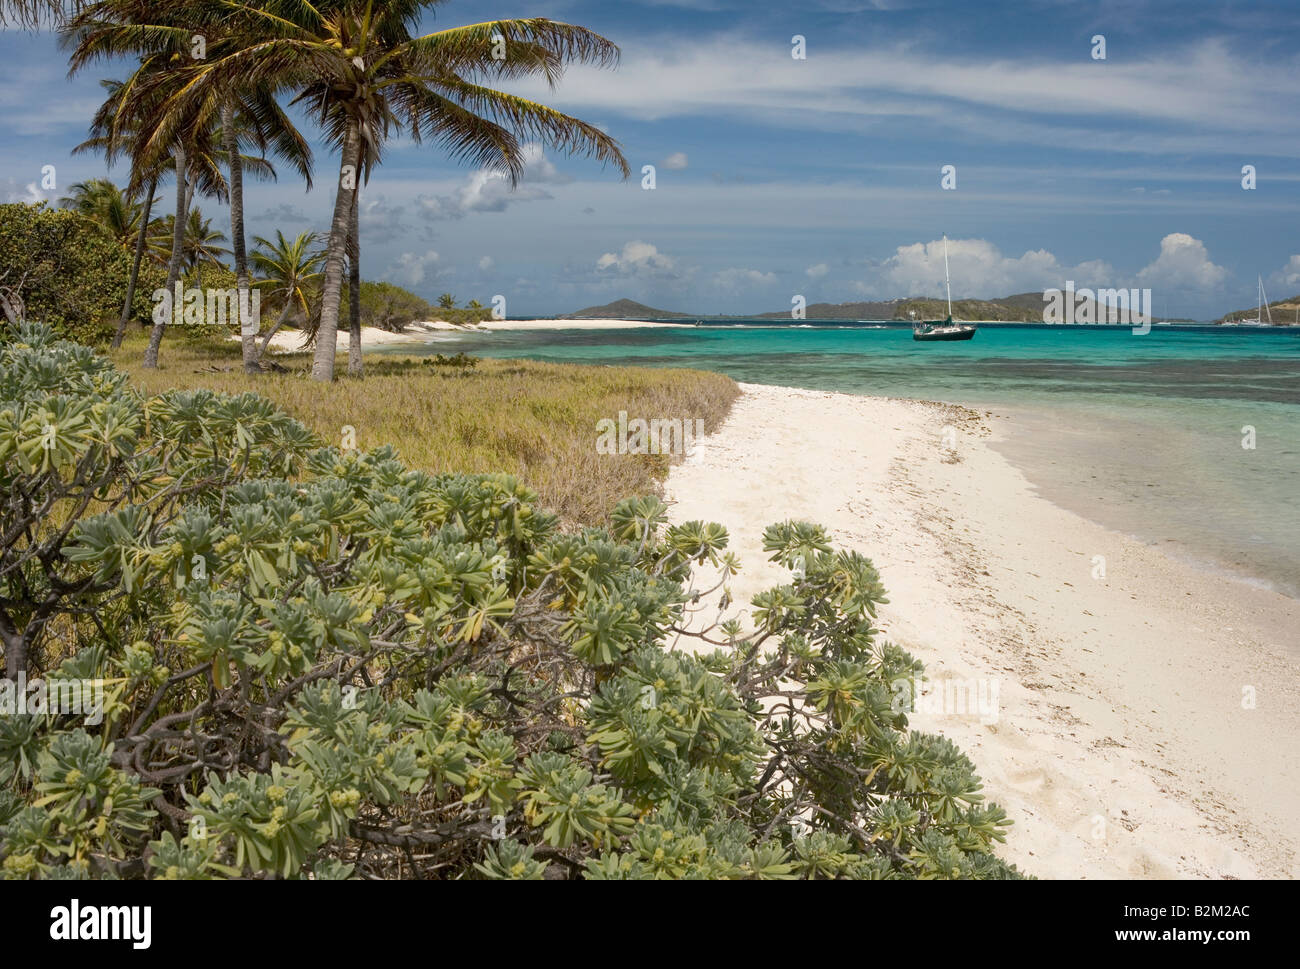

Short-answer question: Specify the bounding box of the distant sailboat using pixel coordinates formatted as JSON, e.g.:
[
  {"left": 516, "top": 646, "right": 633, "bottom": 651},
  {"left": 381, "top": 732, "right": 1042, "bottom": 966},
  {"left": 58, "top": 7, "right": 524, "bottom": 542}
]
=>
[
  {"left": 1237, "top": 276, "right": 1273, "bottom": 326},
  {"left": 913, "top": 235, "right": 977, "bottom": 341}
]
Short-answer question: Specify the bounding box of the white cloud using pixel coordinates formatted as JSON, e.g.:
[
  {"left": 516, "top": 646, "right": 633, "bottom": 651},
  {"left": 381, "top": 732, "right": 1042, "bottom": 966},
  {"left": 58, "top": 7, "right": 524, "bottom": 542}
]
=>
[
  {"left": 478, "top": 256, "right": 494, "bottom": 271},
  {"left": 387, "top": 250, "right": 441, "bottom": 286},
  {"left": 595, "top": 241, "right": 679, "bottom": 278},
  {"left": 511, "top": 37, "right": 1299, "bottom": 156},
  {"left": 415, "top": 143, "right": 568, "bottom": 221},
  {"left": 1269, "top": 255, "right": 1300, "bottom": 292},
  {"left": 860, "top": 237, "right": 1113, "bottom": 298},
  {"left": 1136, "top": 233, "right": 1227, "bottom": 291},
  {"left": 806, "top": 263, "right": 829, "bottom": 278},
  {"left": 662, "top": 152, "right": 689, "bottom": 170},
  {"left": 4, "top": 180, "right": 44, "bottom": 204},
  {"left": 713, "top": 267, "right": 777, "bottom": 288},
  {"left": 358, "top": 194, "right": 409, "bottom": 232}
]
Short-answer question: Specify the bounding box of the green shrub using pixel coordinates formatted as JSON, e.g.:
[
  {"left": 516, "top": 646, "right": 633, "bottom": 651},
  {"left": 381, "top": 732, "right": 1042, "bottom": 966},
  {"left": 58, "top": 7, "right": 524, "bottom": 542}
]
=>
[
  {"left": 0, "top": 324, "right": 1023, "bottom": 880},
  {"left": 0, "top": 202, "right": 165, "bottom": 345},
  {"left": 337, "top": 280, "right": 436, "bottom": 331}
]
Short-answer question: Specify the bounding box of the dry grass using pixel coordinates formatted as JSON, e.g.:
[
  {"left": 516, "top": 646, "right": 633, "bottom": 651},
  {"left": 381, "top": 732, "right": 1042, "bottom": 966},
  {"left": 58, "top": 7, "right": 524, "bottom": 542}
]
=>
[{"left": 110, "top": 332, "right": 739, "bottom": 523}]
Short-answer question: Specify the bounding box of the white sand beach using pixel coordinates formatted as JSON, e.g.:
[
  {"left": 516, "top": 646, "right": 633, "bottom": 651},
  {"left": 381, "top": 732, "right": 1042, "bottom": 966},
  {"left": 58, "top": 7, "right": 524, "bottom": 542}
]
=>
[
  {"left": 244, "top": 317, "right": 688, "bottom": 354},
  {"left": 665, "top": 382, "right": 1300, "bottom": 879}
]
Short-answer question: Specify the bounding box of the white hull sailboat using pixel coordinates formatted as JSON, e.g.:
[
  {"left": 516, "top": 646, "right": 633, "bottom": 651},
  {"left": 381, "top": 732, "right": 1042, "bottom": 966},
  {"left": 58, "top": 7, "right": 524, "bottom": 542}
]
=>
[
  {"left": 913, "top": 235, "right": 977, "bottom": 341},
  {"left": 1236, "top": 275, "right": 1273, "bottom": 326}
]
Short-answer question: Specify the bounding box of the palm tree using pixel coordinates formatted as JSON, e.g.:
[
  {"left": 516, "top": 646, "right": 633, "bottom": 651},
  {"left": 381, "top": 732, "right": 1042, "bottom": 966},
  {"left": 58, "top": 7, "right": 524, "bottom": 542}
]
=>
[
  {"left": 213, "top": 91, "right": 313, "bottom": 371},
  {"left": 60, "top": 48, "right": 222, "bottom": 368},
  {"left": 180, "top": 210, "right": 230, "bottom": 286},
  {"left": 72, "top": 78, "right": 170, "bottom": 347},
  {"left": 438, "top": 293, "right": 457, "bottom": 310},
  {"left": 0, "top": 0, "right": 77, "bottom": 27},
  {"left": 135, "top": 0, "right": 628, "bottom": 381},
  {"left": 58, "top": 178, "right": 144, "bottom": 249},
  {"left": 250, "top": 230, "right": 324, "bottom": 365},
  {"left": 63, "top": 13, "right": 307, "bottom": 370}
]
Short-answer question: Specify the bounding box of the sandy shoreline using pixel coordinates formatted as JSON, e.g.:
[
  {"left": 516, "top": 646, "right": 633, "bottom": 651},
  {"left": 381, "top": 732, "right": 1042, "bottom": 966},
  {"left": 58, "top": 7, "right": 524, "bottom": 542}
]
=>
[
  {"left": 665, "top": 382, "right": 1300, "bottom": 879},
  {"left": 243, "top": 318, "right": 687, "bottom": 354}
]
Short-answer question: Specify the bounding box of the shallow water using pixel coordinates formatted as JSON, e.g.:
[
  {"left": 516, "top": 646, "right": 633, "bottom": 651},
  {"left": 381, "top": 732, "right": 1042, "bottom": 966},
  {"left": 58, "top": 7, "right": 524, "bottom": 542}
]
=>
[{"left": 407, "top": 322, "right": 1300, "bottom": 598}]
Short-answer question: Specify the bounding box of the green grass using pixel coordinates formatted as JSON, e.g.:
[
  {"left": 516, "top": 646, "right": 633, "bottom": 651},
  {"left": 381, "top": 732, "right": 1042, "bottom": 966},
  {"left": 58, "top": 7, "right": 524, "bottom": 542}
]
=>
[{"left": 111, "top": 331, "right": 739, "bottom": 524}]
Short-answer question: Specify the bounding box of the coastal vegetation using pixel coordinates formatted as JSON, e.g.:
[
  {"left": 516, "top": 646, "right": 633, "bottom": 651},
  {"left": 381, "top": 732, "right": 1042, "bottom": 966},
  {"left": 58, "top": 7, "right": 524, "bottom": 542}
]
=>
[
  {"left": 0, "top": 201, "right": 165, "bottom": 342},
  {"left": 0, "top": 0, "right": 1027, "bottom": 883},
  {"left": 111, "top": 332, "right": 738, "bottom": 524},
  {"left": 0, "top": 325, "right": 1023, "bottom": 879},
  {"left": 54, "top": 0, "right": 628, "bottom": 380}
]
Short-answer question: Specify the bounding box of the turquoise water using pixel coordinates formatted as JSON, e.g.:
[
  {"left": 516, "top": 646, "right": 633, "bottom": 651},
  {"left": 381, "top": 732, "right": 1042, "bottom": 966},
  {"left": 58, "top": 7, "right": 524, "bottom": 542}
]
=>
[{"left": 410, "top": 322, "right": 1300, "bottom": 598}]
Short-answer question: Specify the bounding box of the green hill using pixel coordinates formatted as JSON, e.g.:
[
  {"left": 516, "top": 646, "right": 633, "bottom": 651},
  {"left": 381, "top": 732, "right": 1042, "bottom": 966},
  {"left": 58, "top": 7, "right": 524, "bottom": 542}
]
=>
[
  {"left": 1217, "top": 294, "right": 1300, "bottom": 325},
  {"left": 563, "top": 298, "right": 690, "bottom": 319}
]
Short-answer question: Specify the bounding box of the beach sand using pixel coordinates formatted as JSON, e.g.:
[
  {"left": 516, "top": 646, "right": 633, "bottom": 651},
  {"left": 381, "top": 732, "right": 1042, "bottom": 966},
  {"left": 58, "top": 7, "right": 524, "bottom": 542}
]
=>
[
  {"left": 665, "top": 382, "right": 1300, "bottom": 879},
  {"left": 246, "top": 318, "right": 687, "bottom": 354}
]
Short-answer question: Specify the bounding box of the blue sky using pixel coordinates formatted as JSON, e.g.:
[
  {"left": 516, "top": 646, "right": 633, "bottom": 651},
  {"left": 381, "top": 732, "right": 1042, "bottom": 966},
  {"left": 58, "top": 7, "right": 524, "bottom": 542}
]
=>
[{"left": 3, "top": 0, "right": 1299, "bottom": 318}]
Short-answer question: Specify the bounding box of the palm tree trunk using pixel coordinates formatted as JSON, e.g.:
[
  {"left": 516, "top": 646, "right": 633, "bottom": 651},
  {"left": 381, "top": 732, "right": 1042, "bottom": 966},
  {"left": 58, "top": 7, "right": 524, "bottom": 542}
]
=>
[
  {"left": 223, "top": 100, "right": 259, "bottom": 374},
  {"left": 144, "top": 146, "right": 188, "bottom": 369},
  {"left": 311, "top": 118, "right": 360, "bottom": 382},
  {"left": 113, "top": 176, "right": 155, "bottom": 349},
  {"left": 347, "top": 188, "right": 362, "bottom": 377},
  {"left": 255, "top": 292, "right": 295, "bottom": 367}
]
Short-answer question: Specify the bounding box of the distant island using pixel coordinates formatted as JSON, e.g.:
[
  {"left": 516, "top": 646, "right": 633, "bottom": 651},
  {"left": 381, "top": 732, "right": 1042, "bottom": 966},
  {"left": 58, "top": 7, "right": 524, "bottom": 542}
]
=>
[
  {"left": 562, "top": 298, "right": 692, "bottom": 319},
  {"left": 1216, "top": 293, "right": 1300, "bottom": 325},
  {"left": 563, "top": 293, "right": 1199, "bottom": 323}
]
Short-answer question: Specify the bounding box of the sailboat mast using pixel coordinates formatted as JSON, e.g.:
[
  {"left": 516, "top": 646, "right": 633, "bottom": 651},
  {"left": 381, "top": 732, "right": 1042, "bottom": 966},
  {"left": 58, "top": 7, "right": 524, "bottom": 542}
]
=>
[{"left": 943, "top": 234, "right": 952, "bottom": 319}]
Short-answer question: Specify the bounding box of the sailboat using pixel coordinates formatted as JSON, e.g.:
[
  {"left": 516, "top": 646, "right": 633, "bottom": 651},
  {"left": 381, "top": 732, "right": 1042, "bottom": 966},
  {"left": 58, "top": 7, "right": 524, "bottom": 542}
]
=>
[
  {"left": 913, "top": 235, "right": 977, "bottom": 341},
  {"left": 1236, "top": 276, "right": 1273, "bottom": 326}
]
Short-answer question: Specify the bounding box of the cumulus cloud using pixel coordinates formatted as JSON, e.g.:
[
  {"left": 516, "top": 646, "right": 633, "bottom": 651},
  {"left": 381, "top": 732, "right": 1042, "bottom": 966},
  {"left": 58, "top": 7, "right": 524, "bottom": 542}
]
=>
[
  {"left": 662, "top": 152, "right": 689, "bottom": 170},
  {"left": 416, "top": 143, "right": 568, "bottom": 221},
  {"left": 806, "top": 263, "right": 829, "bottom": 278},
  {"left": 595, "top": 241, "right": 679, "bottom": 278},
  {"left": 859, "top": 237, "right": 1113, "bottom": 298},
  {"left": 1136, "top": 233, "right": 1227, "bottom": 291},
  {"left": 356, "top": 194, "right": 412, "bottom": 233},
  {"left": 4, "top": 179, "right": 44, "bottom": 204},
  {"left": 1268, "top": 255, "right": 1300, "bottom": 292},
  {"left": 387, "top": 250, "right": 441, "bottom": 286}
]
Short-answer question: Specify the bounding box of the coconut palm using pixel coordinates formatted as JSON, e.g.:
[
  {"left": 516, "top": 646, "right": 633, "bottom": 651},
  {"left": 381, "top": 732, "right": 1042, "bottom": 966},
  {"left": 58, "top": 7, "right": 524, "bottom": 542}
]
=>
[
  {"left": 179, "top": 209, "right": 230, "bottom": 285},
  {"left": 438, "top": 293, "right": 457, "bottom": 310},
  {"left": 0, "top": 0, "right": 77, "bottom": 27},
  {"left": 250, "top": 229, "right": 324, "bottom": 365},
  {"left": 58, "top": 178, "right": 145, "bottom": 249},
  {"left": 60, "top": 49, "right": 230, "bottom": 368},
  {"left": 122, "top": 0, "right": 628, "bottom": 381},
  {"left": 63, "top": 15, "right": 310, "bottom": 370},
  {"left": 73, "top": 76, "right": 177, "bottom": 347}
]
